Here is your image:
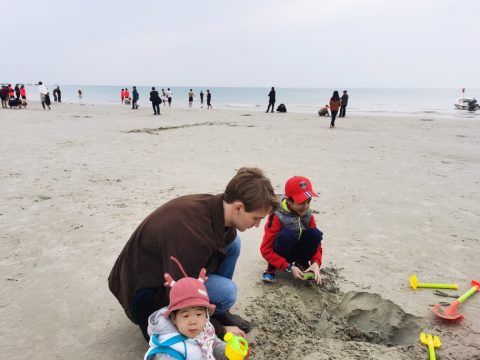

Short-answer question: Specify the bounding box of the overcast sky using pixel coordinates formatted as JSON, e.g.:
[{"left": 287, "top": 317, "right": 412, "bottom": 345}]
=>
[{"left": 2, "top": 0, "right": 479, "bottom": 88}]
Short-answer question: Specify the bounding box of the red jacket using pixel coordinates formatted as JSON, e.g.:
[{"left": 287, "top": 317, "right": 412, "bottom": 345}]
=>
[{"left": 260, "top": 205, "right": 323, "bottom": 270}]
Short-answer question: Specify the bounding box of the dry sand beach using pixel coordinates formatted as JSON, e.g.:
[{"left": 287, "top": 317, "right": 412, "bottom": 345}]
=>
[{"left": 1, "top": 103, "right": 479, "bottom": 359}]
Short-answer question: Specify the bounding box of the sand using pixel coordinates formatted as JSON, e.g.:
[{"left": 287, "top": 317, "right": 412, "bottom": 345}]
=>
[{"left": 1, "top": 102, "right": 479, "bottom": 359}]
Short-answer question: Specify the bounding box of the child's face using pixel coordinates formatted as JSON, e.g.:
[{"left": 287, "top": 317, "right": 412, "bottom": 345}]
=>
[
  {"left": 288, "top": 198, "right": 312, "bottom": 216},
  {"left": 171, "top": 306, "right": 208, "bottom": 339}
]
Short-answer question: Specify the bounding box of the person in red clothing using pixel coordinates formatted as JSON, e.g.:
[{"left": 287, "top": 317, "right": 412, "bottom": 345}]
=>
[
  {"left": 120, "top": 88, "right": 125, "bottom": 104},
  {"left": 260, "top": 175, "right": 323, "bottom": 284},
  {"left": 123, "top": 88, "right": 130, "bottom": 104}
]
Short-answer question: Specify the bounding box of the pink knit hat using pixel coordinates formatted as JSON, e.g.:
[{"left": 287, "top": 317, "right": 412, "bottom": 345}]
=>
[{"left": 163, "top": 256, "right": 216, "bottom": 317}]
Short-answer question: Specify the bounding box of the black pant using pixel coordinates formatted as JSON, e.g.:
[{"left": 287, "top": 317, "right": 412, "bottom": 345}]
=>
[
  {"left": 132, "top": 100, "right": 138, "bottom": 109},
  {"left": 266, "top": 101, "right": 275, "bottom": 112},
  {"left": 152, "top": 103, "right": 160, "bottom": 114},
  {"left": 330, "top": 110, "right": 338, "bottom": 127},
  {"left": 339, "top": 105, "right": 347, "bottom": 117},
  {"left": 273, "top": 228, "right": 322, "bottom": 266}
]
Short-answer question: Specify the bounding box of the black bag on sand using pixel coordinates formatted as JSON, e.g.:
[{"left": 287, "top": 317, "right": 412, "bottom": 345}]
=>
[{"left": 277, "top": 103, "right": 287, "bottom": 113}]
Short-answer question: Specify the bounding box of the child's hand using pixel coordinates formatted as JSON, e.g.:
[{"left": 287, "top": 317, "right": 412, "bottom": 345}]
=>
[
  {"left": 291, "top": 265, "right": 305, "bottom": 280},
  {"left": 305, "top": 262, "right": 322, "bottom": 284}
]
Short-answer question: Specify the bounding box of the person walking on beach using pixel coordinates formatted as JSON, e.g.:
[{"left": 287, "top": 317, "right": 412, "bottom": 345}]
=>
[
  {"left": 188, "top": 89, "right": 195, "bottom": 108},
  {"left": 132, "top": 86, "right": 139, "bottom": 109},
  {"left": 149, "top": 86, "right": 161, "bottom": 115},
  {"left": 329, "top": 91, "right": 341, "bottom": 128},
  {"left": 200, "top": 90, "right": 204, "bottom": 108},
  {"left": 108, "top": 167, "right": 278, "bottom": 342},
  {"left": 161, "top": 89, "right": 167, "bottom": 106},
  {"left": 207, "top": 89, "right": 212, "bottom": 109},
  {"left": 38, "top": 82, "right": 50, "bottom": 110},
  {"left": 166, "top": 88, "right": 172, "bottom": 107},
  {"left": 266, "top": 87, "right": 276, "bottom": 113},
  {"left": 339, "top": 90, "right": 349, "bottom": 117},
  {"left": 260, "top": 176, "right": 323, "bottom": 284}
]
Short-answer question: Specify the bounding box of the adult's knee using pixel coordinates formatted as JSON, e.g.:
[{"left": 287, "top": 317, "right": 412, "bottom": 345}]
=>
[{"left": 205, "top": 276, "right": 237, "bottom": 313}]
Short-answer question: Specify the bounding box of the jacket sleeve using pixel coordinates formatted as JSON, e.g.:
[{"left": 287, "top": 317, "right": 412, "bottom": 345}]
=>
[
  {"left": 213, "top": 338, "right": 227, "bottom": 360},
  {"left": 260, "top": 214, "right": 290, "bottom": 270},
  {"left": 309, "top": 216, "right": 323, "bottom": 267}
]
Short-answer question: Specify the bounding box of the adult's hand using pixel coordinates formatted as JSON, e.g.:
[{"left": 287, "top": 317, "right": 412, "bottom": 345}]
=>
[{"left": 224, "top": 326, "right": 245, "bottom": 338}]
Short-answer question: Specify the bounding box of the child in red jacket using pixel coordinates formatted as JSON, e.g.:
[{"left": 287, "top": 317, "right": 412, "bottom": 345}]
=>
[{"left": 260, "top": 176, "right": 323, "bottom": 284}]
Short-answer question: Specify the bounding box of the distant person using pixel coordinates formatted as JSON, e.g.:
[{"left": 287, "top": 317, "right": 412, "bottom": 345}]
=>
[
  {"left": 124, "top": 88, "right": 130, "bottom": 104},
  {"left": 166, "top": 88, "right": 172, "bottom": 107},
  {"left": 149, "top": 86, "right": 161, "bottom": 115},
  {"left": 78, "top": 89, "right": 83, "bottom": 104},
  {"left": 318, "top": 105, "right": 329, "bottom": 117},
  {"left": 329, "top": 91, "right": 341, "bottom": 128},
  {"left": 161, "top": 88, "right": 167, "bottom": 106},
  {"left": 266, "top": 87, "right": 276, "bottom": 113},
  {"left": 20, "top": 85, "right": 27, "bottom": 107},
  {"left": 8, "top": 84, "right": 14, "bottom": 99},
  {"left": 339, "top": 90, "right": 349, "bottom": 117},
  {"left": 14, "top": 84, "right": 20, "bottom": 99},
  {"left": 200, "top": 90, "right": 204, "bottom": 108},
  {"left": 0, "top": 86, "right": 8, "bottom": 108},
  {"left": 20, "top": 85, "right": 26, "bottom": 101},
  {"left": 188, "top": 89, "right": 195, "bottom": 108},
  {"left": 207, "top": 89, "right": 212, "bottom": 109},
  {"left": 132, "top": 86, "right": 139, "bottom": 109},
  {"left": 121, "top": 88, "right": 125, "bottom": 104},
  {"left": 53, "top": 86, "right": 61, "bottom": 102},
  {"left": 38, "top": 81, "right": 50, "bottom": 110}
]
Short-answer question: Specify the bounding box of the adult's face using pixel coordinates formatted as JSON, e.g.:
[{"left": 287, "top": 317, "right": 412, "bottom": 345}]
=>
[{"left": 232, "top": 202, "right": 269, "bottom": 232}]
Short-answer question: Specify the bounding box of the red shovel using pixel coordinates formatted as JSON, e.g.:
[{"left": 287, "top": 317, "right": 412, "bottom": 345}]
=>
[{"left": 432, "top": 280, "right": 480, "bottom": 320}]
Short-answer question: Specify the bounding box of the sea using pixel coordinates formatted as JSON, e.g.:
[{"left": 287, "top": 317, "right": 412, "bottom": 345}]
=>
[{"left": 17, "top": 85, "right": 480, "bottom": 118}]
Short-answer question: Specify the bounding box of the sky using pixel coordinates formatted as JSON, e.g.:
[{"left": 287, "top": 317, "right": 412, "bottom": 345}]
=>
[{"left": 2, "top": 0, "right": 479, "bottom": 88}]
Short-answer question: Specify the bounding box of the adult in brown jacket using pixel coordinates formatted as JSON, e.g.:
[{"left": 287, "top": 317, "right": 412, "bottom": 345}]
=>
[{"left": 108, "top": 167, "right": 277, "bottom": 341}]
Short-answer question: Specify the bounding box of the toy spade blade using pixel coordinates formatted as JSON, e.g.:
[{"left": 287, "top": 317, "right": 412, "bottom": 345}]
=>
[{"left": 432, "top": 280, "right": 480, "bottom": 321}]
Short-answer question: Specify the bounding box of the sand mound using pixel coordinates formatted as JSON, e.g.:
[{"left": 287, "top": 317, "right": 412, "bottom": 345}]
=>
[{"left": 245, "top": 267, "right": 427, "bottom": 360}]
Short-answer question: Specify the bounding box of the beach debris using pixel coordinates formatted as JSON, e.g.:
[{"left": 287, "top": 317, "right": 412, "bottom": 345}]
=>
[
  {"left": 409, "top": 274, "right": 458, "bottom": 290},
  {"left": 420, "top": 332, "right": 441, "bottom": 360},
  {"left": 432, "top": 279, "right": 479, "bottom": 321},
  {"left": 433, "top": 290, "right": 458, "bottom": 299}
]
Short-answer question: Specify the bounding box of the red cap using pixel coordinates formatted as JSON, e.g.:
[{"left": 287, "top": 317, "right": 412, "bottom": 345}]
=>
[
  {"left": 163, "top": 257, "right": 215, "bottom": 317},
  {"left": 284, "top": 176, "right": 318, "bottom": 203}
]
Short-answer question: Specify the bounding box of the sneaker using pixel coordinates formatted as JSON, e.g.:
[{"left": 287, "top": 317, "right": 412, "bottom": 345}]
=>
[
  {"left": 211, "top": 311, "right": 252, "bottom": 333},
  {"left": 261, "top": 271, "right": 277, "bottom": 283}
]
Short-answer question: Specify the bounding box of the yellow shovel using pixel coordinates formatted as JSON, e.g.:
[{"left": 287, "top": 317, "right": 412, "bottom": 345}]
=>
[
  {"left": 410, "top": 274, "right": 458, "bottom": 290},
  {"left": 420, "top": 332, "right": 441, "bottom": 360}
]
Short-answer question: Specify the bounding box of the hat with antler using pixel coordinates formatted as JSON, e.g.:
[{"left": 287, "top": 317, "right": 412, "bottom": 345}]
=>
[{"left": 163, "top": 256, "right": 216, "bottom": 317}]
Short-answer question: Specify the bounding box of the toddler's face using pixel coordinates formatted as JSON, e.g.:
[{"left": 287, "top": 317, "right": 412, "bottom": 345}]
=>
[
  {"left": 171, "top": 306, "right": 208, "bottom": 339},
  {"left": 288, "top": 198, "right": 312, "bottom": 216}
]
